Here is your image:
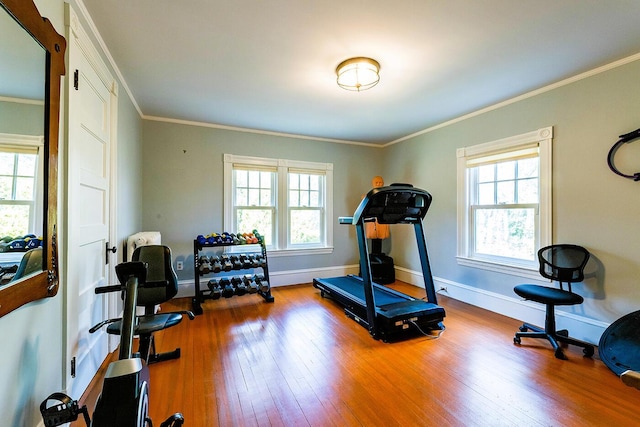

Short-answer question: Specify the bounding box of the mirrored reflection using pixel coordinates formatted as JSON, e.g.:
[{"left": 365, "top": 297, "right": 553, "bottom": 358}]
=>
[{"left": 0, "top": 6, "right": 45, "bottom": 286}]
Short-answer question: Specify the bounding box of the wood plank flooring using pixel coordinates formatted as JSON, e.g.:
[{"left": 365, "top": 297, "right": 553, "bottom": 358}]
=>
[{"left": 74, "top": 282, "right": 638, "bottom": 426}]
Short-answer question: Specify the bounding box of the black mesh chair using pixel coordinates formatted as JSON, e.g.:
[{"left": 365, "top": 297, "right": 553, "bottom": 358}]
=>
[
  {"left": 513, "top": 244, "right": 594, "bottom": 360},
  {"left": 105, "top": 245, "right": 194, "bottom": 364},
  {"left": 10, "top": 247, "right": 42, "bottom": 282}
]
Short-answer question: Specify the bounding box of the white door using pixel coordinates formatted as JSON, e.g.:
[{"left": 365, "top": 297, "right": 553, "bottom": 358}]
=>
[{"left": 64, "top": 6, "right": 118, "bottom": 398}]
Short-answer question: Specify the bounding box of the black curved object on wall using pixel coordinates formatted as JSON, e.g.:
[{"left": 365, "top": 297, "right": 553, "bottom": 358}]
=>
[{"left": 607, "top": 128, "right": 640, "bottom": 181}]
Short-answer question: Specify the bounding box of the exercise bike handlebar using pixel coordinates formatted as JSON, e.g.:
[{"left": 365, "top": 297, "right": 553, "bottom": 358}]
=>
[{"left": 95, "top": 279, "right": 169, "bottom": 294}]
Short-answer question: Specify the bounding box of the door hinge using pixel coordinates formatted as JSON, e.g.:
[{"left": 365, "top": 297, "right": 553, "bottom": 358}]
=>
[
  {"left": 74, "top": 69, "right": 79, "bottom": 90},
  {"left": 71, "top": 357, "right": 76, "bottom": 378}
]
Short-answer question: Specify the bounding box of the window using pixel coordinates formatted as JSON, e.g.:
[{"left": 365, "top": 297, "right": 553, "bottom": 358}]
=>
[
  {"left": 456, "top": 127, "right": 552, "bottom": 275},
  {"left": 0, "top": 135, "right": 43, "bottom": 238},
  {"left": 224, "top": 154, "right": 333, "bottom": 256}
]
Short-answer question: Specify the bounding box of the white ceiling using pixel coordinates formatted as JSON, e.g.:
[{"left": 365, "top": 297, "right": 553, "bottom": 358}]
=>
[{"left": 79, "top": 0, "right": 640, "bottom": 145}]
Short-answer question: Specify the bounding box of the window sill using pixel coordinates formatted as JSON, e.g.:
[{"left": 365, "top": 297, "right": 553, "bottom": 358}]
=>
[
  {"left": 268, "top": 247, "right": 334, "bottom": 258},
  {"left": 456, "top": 256, "right": 542, "bottom": 281}
]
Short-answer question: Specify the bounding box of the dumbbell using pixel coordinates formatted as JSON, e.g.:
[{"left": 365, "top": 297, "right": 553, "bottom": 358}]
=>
[
  {"left": 207, "top": 279, "right": 222, "bottom": 300},
  {"left": 220, "top": 277, "right": 235, "bottom": 298},
  {"left": 240, "top": 254, "right": 252, "bottom": 269},
  {"left": 220, "top": 255, "right": 233, "bottom": 271},
  {"left": 198, "top": 256, "right": 211, "bottom": 274},
  {"left": 229, "top": 255, "right": 242, "bottom": 270},
  {"left": 249, "top": 254, "right": 260, "bottom": 268},
  {"left": 210, "top": 256, "right": 222, "bottom": 273},
  {"left": 243, "top": 275, "right": 258, "bottom": 293},
  {"left": 254, "top": 274, "right": 270, "bottom": 293},
  {"left": 231, "top": 276, "right": 247, "bottom": 296}
]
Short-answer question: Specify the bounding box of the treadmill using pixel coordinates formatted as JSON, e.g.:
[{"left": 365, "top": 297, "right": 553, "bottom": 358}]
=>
[{"left": 313, "top": 184, "right": 445, "bottom": 342}]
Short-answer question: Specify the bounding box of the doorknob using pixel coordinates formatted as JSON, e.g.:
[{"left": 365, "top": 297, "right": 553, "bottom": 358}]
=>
[{"left": 106, "top": 243, "right": 117, "bottom": 265}]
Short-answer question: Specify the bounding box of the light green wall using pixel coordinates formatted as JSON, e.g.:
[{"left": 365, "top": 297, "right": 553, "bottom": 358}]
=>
[
  {"left": 384, "top": 58, "right": 640, "bottom": 324},
  {"left": 141, "top": 121, "right": 382, "bottom": 278},
  {"left": 0, "top": 100, "right": 43, "bottom": 135}
]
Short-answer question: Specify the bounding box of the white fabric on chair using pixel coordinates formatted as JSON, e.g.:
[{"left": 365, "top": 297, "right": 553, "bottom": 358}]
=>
[{"left": 126, "top": 232, "right": 161, "bottom": 261}]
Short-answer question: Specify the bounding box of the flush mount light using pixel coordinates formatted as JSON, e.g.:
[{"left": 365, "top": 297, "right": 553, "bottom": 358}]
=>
[{"left": 336, "top": 57, "right": 380, "bottom": 92}]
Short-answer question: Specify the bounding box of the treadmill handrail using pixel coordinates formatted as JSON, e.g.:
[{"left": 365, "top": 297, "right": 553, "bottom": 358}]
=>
[{"left": 352, "top": 184, "right": 432, "bottom": 225}]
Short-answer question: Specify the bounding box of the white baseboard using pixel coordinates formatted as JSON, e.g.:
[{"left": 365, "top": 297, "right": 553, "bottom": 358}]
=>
[
  {"left": 395, "top": 267, "right": 609, "bottom": 345},
  {"left": 177, "top": 264, "right": 609, "bottom": 345}
]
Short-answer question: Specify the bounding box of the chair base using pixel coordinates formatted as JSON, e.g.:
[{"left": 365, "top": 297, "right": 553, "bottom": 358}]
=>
[{"left": 514, "top": 322, "right": 594, "bottom": 360}]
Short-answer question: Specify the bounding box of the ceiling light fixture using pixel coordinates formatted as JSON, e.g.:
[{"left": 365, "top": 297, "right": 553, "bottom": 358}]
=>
[{"left": 336, "top": 57, "right": 380, "bottom": 92}]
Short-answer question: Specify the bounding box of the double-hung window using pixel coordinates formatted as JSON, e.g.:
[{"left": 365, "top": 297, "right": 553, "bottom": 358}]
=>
[
  {"left": 0, "top": 135, "right": 43, "bottom": 237},
  {"left": 224, "top": 154, "right": 333, "bottom": 255},
  {"left": 456, "top": 127, "right": 552, "bottom": 275}
]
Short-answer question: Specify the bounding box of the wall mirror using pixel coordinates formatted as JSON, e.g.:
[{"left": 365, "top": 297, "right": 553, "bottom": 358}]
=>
[{"left": 0, "top": 0, "right": 65, "bottom": 317}]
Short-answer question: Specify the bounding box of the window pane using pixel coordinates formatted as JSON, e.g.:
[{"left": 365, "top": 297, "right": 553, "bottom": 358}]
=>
[
  {"left": 310, "top": 190, "right": 319, "bottom": 207},
  {"left": 261, "top": 171, "right": 273, "bottom": 189},
  {"left": 235, "top": 170, "right": 247, "bottom": 187},
  {"left": 290, "top": 209, "right": 320, "bottom": 244},
  {"left": 15, "top": 177, "right": 34, "bottom": 200},
  {"left": 248, "top": 171, "right": 260, "bottom": 188},
  {"left": 496, "top": 181, "right": 515, "bottom": 204},
  {"left": 289, "top": 190, "right": 299, "bottom": 206},
  {"left": 289, "top": 173, "right": 299, "bottom": 190},
  {"left": 0, "top": 177, "right": 12, "bottom": 200},
  {"left": 17, "top": 154, "right": 36, "bottom": 176},
  {"left": 0, "top": 204, "right": 30, "bottom": 237},
  {"left": 237, "top": 208, "right": 273, "bottom": 246},
  {"left": 300, "top": 191, "right": 309, "bottom": 206},
  {"left": 478, "top": 183, "right": 494, "bottom": 205},
  {"left": 0, "top": 153, "right": 14, "bottom": 175},
  {"left": 248, "top": 189, "right": 260, "bottom": 205},
  {"left": 477, "top": 164, "right": 494, "bottom": 182},
  {"left": 496, "top": 160, "right": 515, "bottom": 180},
  {"left": 518, "top": 158, "right": 538, "bottom": 179},
  {"left": 517, "top": 178, "right": 538, "bottom": 203},
  {"left": 300, "top": 174, "right": 309, "bottom": 190},
  {"left": 474, "top": 208, "right": 536, "bottom": 261},
  {"left": 260, "top": 190, "right": 272, "bottom": 206},
  {"left": 310, "top": 175, "right": 319, "bottom": 191},
  {"left": 236, "top": 188, "right": 247, "bottom": 206}
]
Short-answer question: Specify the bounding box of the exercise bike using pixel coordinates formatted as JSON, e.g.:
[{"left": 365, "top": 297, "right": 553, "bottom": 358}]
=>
[{"left": 41, "top": 261, "right": 184, "bottom": 427}]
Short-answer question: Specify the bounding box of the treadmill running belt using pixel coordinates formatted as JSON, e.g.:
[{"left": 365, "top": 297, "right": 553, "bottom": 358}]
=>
[{"left": 321, "top": 275, "right": 405, "bottom": 307}]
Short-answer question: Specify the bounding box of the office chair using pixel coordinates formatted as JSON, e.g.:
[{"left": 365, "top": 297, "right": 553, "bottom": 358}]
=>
[
  {"left": 105, "top": 245, "right": 194, "bottom": 364},
  {"left": 513, "top": 244, "right": 594, "bottom": 360},
  {"left": 11, "top": 247, "right": 42, "bottom": 282}
]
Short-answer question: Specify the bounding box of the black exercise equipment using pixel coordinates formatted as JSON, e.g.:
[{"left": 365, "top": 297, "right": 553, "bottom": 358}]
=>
[
  {"left": 313, "top": 184, "right": 445, "bottom": 342},
  {"left": 42, "top": 261, "right": 185, "bottom": 426},
  {"left": 607, "top": 127, "right": 640, "bottom": 181},
  {"left": 92, "top": 245, "right": 194, "bottom": 365},
  {"left": 599, "top": 310, "right": 640, "bottom": 377},
  {"left": 513, "top": 244, "right": 595, "bottom": 360}
]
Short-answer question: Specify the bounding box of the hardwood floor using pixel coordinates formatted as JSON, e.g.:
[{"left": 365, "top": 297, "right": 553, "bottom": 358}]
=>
[{"left": 74, "top": 282, "right": 638, "bottom": 426}]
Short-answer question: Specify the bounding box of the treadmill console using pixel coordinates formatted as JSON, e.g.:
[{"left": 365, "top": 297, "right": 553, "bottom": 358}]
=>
[{"left": 352, "top": 184, "right": 432, "bottom": 225}]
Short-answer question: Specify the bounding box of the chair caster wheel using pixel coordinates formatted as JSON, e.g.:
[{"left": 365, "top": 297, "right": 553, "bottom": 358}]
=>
[
  {"left": 583, "top": 346, "right": 594, "bottom": 357},
  {"left": 519, "top": 325, "right": 528, "bottom": 333},
  {"left": 555, "top": 349, "right": 568, "bottom": 360},
  {"left": 557, "top": 329, "right": 569, "bottom": 337},
  {"left": 514, "top": 336, "right": 521, "bottom": 345}
]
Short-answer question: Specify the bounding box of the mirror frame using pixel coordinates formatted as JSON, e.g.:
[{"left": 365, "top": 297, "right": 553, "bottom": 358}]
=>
[{"left": 0, "top": 0, "right": 65, "bottom": 317}]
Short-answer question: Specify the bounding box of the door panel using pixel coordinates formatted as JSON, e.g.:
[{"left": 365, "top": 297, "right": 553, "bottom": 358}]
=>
[{"left": 65, "top": 5, "right": 117, "bottom": 399}]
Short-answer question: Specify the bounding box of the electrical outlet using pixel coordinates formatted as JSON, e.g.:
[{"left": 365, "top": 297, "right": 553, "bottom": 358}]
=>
[{"left": 176, "top": 261, "right": 184, "bottom": 271}]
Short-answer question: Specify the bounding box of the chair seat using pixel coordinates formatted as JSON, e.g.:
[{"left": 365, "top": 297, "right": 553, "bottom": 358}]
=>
[
  {"left": 514, "top": 284, "right": 583, "bottom": 306},
  {"left": 106, "top": 313, "right": 183, "bottom": 336}
]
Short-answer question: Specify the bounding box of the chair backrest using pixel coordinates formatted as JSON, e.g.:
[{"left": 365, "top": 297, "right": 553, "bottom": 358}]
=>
[
  {"left": 11, "top": 247, "right": 42, "bottom": 282},
  {"left": 538, "top": 244, "right": 590, "bottom": 290},
  {"left": 131, "top": 245, "right": 178, "bottom": 308}
]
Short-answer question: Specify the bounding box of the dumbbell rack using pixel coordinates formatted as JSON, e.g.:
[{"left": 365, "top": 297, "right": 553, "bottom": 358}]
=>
[{"left": 192, "top": 237, "right": 274, "bottom": 315}]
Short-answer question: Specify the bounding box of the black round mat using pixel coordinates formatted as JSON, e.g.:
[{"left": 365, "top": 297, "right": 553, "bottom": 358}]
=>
[{"left": 599, "top": 310, "right": 640, "bottom": 376}]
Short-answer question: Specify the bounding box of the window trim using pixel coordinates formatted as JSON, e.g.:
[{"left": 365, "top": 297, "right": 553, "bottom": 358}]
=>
[
  {"left": 456, "top": 127, "right": 552, "bottom": 278},
  {"left": 223, "top": 153, "right": 333, "bottom": 256}
]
